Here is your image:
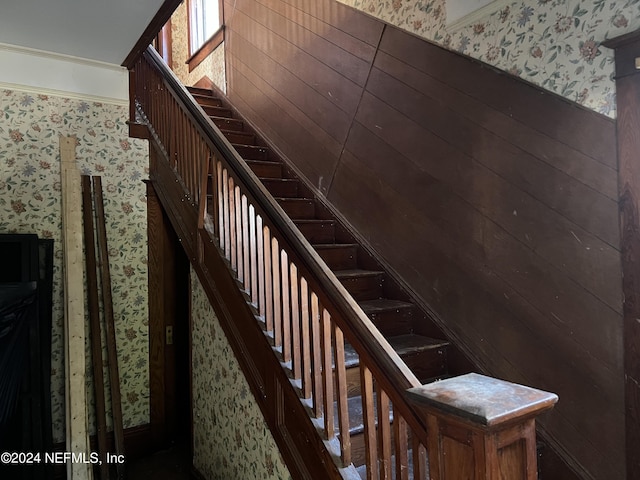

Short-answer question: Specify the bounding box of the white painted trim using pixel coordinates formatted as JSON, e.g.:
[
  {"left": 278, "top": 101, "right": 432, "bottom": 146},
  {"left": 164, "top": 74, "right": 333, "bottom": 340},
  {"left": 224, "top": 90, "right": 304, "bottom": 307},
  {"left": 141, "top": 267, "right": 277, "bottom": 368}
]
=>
[
  {"left": 446, "top": 0, "right": 510, "bottom": 32},
  {"left": 0, "top": 43, "right": 127, "bottom": 71},
  {"left": 0, "top": 43, "right": 129, "bottom": 103}
]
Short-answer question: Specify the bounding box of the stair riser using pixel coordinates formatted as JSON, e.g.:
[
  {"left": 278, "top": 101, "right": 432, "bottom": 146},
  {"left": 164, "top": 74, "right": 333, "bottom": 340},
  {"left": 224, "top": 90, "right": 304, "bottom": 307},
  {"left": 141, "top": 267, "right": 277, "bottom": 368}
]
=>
[
  {"left": 316, "top": 246, "right": 358, "bottom": 270},
  {"left": 368, "top": 310, "right": 414, "bottom": 337},
  {"left": 235, "top": 144, "right": 269, "bottom": 161},
  {"left": 248, "top": 162, "right": 282, "bottom": 179},
  {"left": 402, "top": 348, "right": 448, "bottom": 383},
  {"left": 296, "top": 222, "right": 335, "bottom": 243},
  {"left": 222, "top": 130, "right": 257, "bottom": 145},
  {"left": 192, "top": 95, "right": 222, "bottom": 107},
  {"left": 211, "top": 116, "right": 244, "bottom": 132},
  {"left": 339, "top": 275, "right": 384, "bottom": 301},
  {"left": 278, "top": 200, "right": 315, "bottom": 219},
  {"left": 202, "top": 104, "right": 233, "bottom": 117},
  {"left": 262, "top": 179, "right": 299, "bottom": 198}
]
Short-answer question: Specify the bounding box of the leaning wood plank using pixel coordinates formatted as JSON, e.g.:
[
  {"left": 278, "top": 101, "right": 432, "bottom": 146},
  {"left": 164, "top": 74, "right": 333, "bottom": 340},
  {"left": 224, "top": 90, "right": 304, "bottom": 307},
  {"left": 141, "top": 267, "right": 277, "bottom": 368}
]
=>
[
  {"left": 81, "top": 176, "right": 109, "bottom": 480},
  {"left": 93, "top": 176, "right": 127, "bottom": 480},
  {"left": 60, "top": 136, "right": 92, "bottom": 480}
]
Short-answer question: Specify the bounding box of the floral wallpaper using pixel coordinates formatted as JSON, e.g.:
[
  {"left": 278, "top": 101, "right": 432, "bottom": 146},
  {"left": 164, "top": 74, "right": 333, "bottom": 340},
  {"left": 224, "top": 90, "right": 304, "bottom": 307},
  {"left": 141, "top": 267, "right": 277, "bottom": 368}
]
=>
[
  {"left": 170, "top": 2, "right": 227, "bottom": 93},
  {"left": 338, "top": 0, "right": 640, "bottom": 118},
  {"left": 190, "top": 267, "right": 292, "bottom": 480},
  {"left": 0, "top": 88, "right": 150, "bottom": 442}
]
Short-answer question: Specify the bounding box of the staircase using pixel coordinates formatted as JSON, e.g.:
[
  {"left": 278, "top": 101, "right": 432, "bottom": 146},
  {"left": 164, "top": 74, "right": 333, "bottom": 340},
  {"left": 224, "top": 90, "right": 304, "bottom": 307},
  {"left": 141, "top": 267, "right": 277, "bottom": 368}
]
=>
[
  {"left": 131, "top": 46, "right": 557, "bottom": 480},
  {"left": 188, "top": 86, "right": 457, "bottom": 473}
]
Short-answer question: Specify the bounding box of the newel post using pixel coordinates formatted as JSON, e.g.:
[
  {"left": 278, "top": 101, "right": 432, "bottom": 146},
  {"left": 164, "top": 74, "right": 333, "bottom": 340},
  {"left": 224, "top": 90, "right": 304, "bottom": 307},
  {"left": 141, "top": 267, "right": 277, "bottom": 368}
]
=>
[{"left": 406, "top": 373, "right": 557, "bottom": 480}]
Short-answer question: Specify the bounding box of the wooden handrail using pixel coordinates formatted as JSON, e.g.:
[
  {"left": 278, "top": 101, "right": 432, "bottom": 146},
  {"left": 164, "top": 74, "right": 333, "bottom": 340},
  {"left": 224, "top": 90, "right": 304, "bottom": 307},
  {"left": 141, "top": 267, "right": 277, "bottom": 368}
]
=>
[{"left": 131, "top": 45, "right": 557, "bottom": 479}]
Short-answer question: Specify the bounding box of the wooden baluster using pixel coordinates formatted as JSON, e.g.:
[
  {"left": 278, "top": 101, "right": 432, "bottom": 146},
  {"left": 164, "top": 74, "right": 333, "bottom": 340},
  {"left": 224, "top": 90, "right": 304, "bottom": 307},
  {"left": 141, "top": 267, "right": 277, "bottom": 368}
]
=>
[
  {"left": 191, "top": 126, "right": 198, "bottom": 196},
  {"left": 256, "top": 215, "right": 266, "bottom": 318},
  {"left": 217, "top": 161, "right": 224, "bottom": 244},
  {"left": 242, "top": 195, "right": 251, "bottom": 293},
  {"left": 188, "top": 124, "right": 195, "bottom": 196},
  {"left": 310, "top": 292, "right": 323, "bottom": 417},
  {"left": 300, "top": 276, "right": 312, "bottom": 399},
  {"left": 412, "top": 437, "right": 428, "bottom": 480},
  {"left": 361, "top": 365, "right": 378, "bottom": 480},
  {"left": 377, "top": 388, "right": 392, "bottom": 480},
  {"left": 235, "top": 186, "right": 244, "bottom": 283},
  {"left": 321, "top": 308, "right": 334, "bottom": 439},
  {"left": 185, "top": 121, "right": 191, "bottom": 193},
  {"left": 197, "top": 149, "right": 208, "bottom": 230},
  {"left": 184, "top": 112, "right": 190, "bottom": 187},
  {"left": 263, "top": 224, "right": 273, "bottom": 333},
  {"left": 222, "top": 168, "right": 230, "bottom": 259},
  {"left": 209, "top": 155, "right": 218, "bottom": 236},
  {"left": 169, "top": 93, "right": 175, "bottom": 165},
  {"left": 290, "top": 263, "right": 302, "bottom": 381},
  {"left": 249, "top": 204, "right": 258, "bottom": 306},
  {"left": 181, "top": 112, "right": 187, "bottom": 186},
  {"left": 177, "top": 111, "right": 184, "bottom": 172},
  {"left": 394, "top": 412, "right": 409, "bottom": 480},
  {"left": 170, "top": 95, "right": 176, "bottom": 156},
  {"left": 333, "top": 324, "right": 351, "bottom": 465},
  {"left": 271, "top": 237, "right": 282, "bottom": 351},
  {"left": 228, "top": 177, "right": 237, "bottom": 272},
  {"left": 280, "top": 251, "right": 291, "bottom": 364}
]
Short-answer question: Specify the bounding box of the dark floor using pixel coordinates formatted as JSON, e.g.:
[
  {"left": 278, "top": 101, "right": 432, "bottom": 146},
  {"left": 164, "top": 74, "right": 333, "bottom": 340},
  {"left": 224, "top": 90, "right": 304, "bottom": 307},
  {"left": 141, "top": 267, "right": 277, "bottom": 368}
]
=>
[{"left": 127, "top": 443, "right": 193, "bottom": 480}]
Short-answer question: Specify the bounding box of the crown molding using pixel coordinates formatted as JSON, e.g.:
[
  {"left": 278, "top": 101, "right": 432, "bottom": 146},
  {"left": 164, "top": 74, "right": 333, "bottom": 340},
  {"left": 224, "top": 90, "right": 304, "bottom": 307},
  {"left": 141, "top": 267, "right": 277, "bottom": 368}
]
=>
[
  {"left": 0, "top": 43, "right": 125, "bottom": 72},
  {"left": 0, "top": 43, "right": 129, "bottom": 103}
]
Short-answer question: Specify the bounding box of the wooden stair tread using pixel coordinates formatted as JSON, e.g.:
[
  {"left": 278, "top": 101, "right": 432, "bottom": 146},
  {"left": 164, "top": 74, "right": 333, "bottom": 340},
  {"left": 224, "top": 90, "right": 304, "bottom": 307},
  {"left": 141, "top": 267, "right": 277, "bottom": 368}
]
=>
[
  {"left": 343, "top": 333, "right": 448, "bottom": 369},
  {"left": 314, "top": 243, "right": 359, "bottom": 249},
  {"left": 387, "top": 333, "right": 450, "bottom": 355},
  {"left": 245, "top": 159, "right": 281, "bottom": 166},
  {"left": 232, "top": 143, "right": 268, "bottom": 151},
  {"left": 186, "top": 86, "right": 214, "bottom": 96},
  {"left": 358, "top": 298, "right": 414, "bottom": 314},
  {"left": 276, "top": 197, "right": 313, "bottom": 202},
  {"left": 294, "top": 219, "right": 334, "bottom": 224},
  {"left": 334, "top": 269, "right": 384, "bottom": 279}
]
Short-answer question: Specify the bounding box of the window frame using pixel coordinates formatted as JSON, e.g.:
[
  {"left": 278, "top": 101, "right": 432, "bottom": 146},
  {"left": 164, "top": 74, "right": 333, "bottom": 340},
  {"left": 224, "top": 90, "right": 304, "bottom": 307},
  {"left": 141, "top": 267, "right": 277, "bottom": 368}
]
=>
[{"left": 186, "top": 0, "right": 224, "bottom": 72}]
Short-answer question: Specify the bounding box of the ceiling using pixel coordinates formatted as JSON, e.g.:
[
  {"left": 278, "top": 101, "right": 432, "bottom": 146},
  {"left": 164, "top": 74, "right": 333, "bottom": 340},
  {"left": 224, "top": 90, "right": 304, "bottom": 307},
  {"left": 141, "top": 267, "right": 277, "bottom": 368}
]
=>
[{"left": 0, "top": 0, "right": 166, "bottom": 65}]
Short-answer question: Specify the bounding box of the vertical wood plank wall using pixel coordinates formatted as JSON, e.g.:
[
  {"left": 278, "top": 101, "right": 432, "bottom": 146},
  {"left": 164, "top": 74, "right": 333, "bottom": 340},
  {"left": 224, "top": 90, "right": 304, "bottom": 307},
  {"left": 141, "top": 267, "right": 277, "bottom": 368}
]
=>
[{"left": 222, "top": 1, "right": 623, "bottom": 478}]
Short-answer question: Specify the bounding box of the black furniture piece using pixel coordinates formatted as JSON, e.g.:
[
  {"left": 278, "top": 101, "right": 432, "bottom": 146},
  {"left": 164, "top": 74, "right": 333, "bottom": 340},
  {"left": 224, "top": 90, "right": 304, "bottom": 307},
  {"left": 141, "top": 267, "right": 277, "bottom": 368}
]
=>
[{"left": 0, "top": 234, "right": 54, "bottom": 480}]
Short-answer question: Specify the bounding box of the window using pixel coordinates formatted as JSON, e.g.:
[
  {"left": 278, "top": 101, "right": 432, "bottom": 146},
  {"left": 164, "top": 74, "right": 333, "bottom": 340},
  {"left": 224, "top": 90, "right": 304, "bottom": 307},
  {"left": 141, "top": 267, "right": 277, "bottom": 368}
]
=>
[{"left": 189, "top": 0, "right": 221, "bottom": 54}]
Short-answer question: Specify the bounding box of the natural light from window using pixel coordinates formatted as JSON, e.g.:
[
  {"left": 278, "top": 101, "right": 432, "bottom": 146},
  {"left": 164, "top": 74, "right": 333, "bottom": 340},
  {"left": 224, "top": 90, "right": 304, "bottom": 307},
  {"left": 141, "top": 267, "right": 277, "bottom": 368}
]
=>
[{"left": 190, "top": 0, "right": 220, "bottom": 53}]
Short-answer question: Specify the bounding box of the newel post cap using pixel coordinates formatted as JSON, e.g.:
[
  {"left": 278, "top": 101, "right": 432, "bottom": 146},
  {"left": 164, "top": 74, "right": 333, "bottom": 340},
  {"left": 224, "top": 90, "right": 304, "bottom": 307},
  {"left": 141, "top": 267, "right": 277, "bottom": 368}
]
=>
[{"left": 406, "top": 373, "right": 558, "bottom": 428}]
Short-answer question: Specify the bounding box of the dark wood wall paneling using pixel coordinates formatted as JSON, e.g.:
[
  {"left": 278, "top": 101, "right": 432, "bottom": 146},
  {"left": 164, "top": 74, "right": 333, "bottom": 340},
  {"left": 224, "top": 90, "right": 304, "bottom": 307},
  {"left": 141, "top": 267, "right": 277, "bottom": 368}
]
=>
[
  {"left": 603, "top": 30, "right": 640, "bottom": 480},
  {"left": 223, "top": 0, "right": 383, "bottom": 195},
  {"left": 223, "top": 1, "right": 624, "bottom": 478}
]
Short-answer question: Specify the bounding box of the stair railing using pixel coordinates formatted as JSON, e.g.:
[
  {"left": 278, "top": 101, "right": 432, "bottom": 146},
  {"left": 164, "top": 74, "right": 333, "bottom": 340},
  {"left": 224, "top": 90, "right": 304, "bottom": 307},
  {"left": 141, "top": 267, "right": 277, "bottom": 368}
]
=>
[{"left": 133, "top": 45, "right": 433, "bottom": 478}]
